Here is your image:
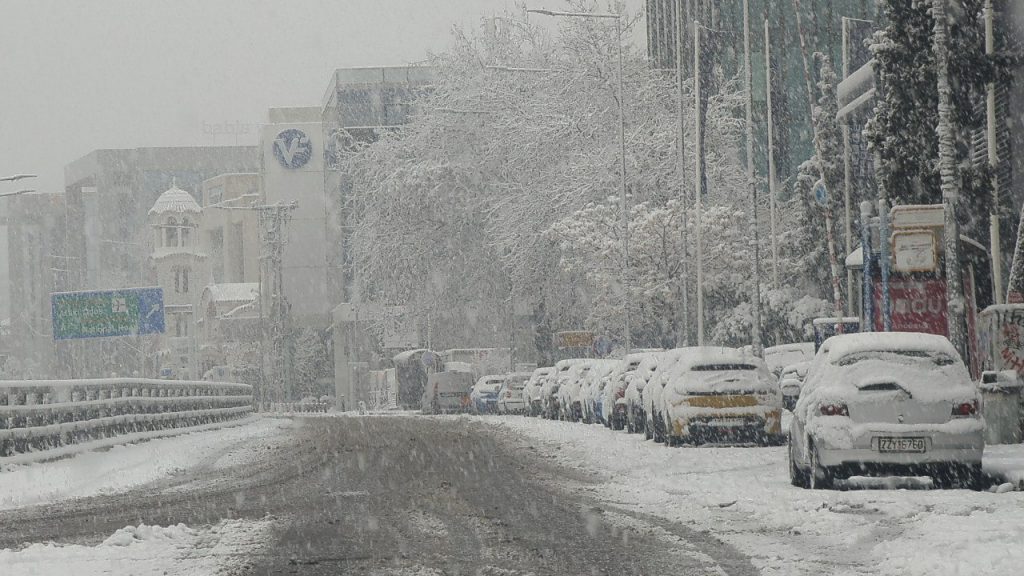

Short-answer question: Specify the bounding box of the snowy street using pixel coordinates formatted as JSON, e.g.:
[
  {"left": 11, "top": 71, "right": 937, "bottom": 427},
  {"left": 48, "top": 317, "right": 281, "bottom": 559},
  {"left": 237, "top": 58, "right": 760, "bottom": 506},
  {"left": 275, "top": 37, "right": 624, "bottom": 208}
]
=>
[{"left": 1, "top": 414, "right": 1023, "bottom": 575}]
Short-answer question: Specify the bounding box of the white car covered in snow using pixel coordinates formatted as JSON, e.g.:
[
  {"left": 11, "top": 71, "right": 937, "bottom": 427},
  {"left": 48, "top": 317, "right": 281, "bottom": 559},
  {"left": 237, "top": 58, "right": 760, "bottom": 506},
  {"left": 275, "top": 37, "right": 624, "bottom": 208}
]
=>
[
  {"left": 788, "top": 332, "right": 985, "bottom": 490},
  {"left": 542, "top": 359, "right": 586, "bottom": 419},
  {"left": 624, "top": 353, "right": 661, "bottom": 434},
  {"left": 497, "top": 371, "right": 532, "bottom": 414},
  {"left": 763, "top": 342, "right": 815, "bottom": 379},
  {"left": 579, "top": 359, "right": 619, "bottom": 424},
  {"left": 658, "top": 347, "right": 783, "bottom": 446},
  {"left": 779, "top": 360, "right": 811, "bottom": 411},
  {"left": 523, "top": 367, "right": 555, "bottom": 416},
  {"left": 643, "top": 348, "right": 697, "bottom": 442},
  {"left": 557, "top": 361, "right": 594, "bottom": 421}
]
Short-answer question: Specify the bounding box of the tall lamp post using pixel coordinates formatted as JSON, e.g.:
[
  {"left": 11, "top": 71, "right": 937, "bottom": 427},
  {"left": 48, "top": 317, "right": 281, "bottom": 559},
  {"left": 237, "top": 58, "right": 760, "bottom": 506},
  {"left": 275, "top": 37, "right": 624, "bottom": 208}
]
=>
[{"left": 527, "top": 8, "right": 631, "bottom": 355}]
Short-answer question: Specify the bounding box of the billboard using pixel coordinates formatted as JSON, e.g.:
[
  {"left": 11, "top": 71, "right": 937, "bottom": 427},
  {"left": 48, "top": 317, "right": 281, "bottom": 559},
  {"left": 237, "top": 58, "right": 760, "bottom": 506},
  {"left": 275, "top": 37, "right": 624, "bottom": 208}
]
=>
[{"left": 52, "top": 287, "right": 164, "bottom": 340}]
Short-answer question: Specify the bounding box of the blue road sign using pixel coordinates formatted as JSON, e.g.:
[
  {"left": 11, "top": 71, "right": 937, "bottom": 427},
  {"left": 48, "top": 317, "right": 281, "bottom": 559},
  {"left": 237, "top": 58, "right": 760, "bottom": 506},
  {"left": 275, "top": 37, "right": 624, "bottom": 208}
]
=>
[{"left": 52, "top": 287, "right": 165, "bottom": 340}]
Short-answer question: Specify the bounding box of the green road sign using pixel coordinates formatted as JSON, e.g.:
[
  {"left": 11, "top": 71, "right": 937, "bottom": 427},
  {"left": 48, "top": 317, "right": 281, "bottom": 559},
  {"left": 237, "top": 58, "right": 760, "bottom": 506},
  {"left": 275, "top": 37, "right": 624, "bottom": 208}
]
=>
[{"left": 51, "top": 287, "right": 165, "bottom": 340}]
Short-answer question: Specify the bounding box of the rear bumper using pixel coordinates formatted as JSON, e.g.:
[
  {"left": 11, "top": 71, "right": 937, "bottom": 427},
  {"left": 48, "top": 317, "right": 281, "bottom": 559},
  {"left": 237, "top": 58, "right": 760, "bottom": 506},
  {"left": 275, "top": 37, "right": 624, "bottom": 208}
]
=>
[
  {"left": 815, "top": 428, "right": 984, "bottom": 468},
  {"left": 668, "top": 405, "right": 782, "bottom": 439}
]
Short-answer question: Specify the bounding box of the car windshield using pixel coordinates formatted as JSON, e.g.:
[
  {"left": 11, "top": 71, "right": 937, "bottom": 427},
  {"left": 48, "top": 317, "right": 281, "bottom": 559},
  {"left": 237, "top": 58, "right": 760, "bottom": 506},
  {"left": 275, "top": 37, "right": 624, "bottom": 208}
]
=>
[{"left": 2, "top": 1, "right": 1014, "bottom": 573}]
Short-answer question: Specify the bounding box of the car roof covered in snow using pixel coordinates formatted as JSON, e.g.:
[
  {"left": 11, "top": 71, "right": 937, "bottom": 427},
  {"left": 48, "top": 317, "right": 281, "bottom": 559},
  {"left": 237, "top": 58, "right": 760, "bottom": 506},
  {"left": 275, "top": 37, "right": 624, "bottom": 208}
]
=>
[
  {"left": 673, "top": 346, "right": 764, "bottom": 371},
  {"left": 821, "top": 332, "right": 958, "bottom": 362}
]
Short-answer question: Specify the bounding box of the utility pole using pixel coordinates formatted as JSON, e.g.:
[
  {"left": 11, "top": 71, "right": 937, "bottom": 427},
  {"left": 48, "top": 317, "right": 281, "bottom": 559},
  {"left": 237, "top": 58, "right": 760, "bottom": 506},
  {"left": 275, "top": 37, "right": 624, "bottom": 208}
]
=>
[
  {"left": 985, "top": 0, "right": 1003, "bottom": 304},
  {"left": 257, "top": 202, "right": 297, "bottom": 406},
  {"left": 675, "top": 0, "right": 690, "bottom": 346},
  {"left": 932, "top": 0, "right": 967, "bottom": 356},
  {"left": 765, "top": 19, "right": 779, "bottom": 290},
  {"left": 743, "top": 0, "right": 764, "bottom": 355},
  {"left": 694, "top": 20, "right": 705, "bottom": 346}
]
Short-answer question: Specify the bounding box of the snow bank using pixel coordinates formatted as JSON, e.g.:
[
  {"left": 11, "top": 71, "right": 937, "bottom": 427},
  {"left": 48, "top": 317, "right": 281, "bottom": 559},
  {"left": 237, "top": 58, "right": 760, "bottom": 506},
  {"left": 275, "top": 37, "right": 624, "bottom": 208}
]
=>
[
  {"left": 0, "top": 519, "right": 271, "bottom": 576},
  {"left": 0, "top": 417, "right": 294, "bottom": 510},
  {"left": 484, "top": 415, "right": 1024, "bottom": 576}
]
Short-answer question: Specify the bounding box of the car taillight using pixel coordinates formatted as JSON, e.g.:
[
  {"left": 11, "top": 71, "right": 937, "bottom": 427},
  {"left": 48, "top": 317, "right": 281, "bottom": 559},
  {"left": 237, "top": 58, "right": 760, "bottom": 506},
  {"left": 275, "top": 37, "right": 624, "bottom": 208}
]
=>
[
  {"left": 616, "top": 388, "right": 625, "bottom": 399},
  {"left": 952, "top": 400, "right": 979, "bottom": 417},
  {"left": 819, "top": 403, "right": 849, "bottom": 417}
]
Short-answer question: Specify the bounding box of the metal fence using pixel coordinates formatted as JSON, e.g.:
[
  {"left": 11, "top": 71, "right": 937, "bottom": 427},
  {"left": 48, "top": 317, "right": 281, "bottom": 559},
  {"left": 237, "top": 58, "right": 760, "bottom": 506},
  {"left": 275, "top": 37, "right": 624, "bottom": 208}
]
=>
[{"left": 0, "top": 378, "right": 253, "bottom": 458}]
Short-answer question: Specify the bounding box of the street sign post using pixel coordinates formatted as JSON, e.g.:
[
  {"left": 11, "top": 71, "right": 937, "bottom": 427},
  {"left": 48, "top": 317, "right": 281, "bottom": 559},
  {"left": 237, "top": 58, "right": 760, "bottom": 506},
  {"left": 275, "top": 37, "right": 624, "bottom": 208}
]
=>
[{"left": 51, "top": 287, "right": 165, "bottom": 340}]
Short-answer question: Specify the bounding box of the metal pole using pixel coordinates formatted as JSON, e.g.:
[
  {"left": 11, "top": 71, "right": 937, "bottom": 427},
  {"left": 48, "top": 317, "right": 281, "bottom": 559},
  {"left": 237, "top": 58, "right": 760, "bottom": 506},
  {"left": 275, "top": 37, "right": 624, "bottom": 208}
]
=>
[
  {"left": 932, "top": 0, "right": 967, "bottom": 355},
  {"left": 842, "top": 18, "right": 855, "bottom": 314},
  {"left": 743, "top": 0, "right": 763, "bottom": 355},
  {"left": 860, "top": 201, "right": 874, "bottom": 331},
  {"left": 986, "top": 0, "right": 1003, "bottom": 304},
  {"left": 676, "top": 0, "right": 689, "bottom": 346},
  {"left": 765, "top": 19, "right": 779, "bottom": 290},
  {"left": 878, "top": 198, "right": 893, "bottom": 331},
  {"left": 694, "top": 20, "right": 705, "bottom": 346},
  {"left": 615, "top": 16, "right": 631, "bottom": 355}
]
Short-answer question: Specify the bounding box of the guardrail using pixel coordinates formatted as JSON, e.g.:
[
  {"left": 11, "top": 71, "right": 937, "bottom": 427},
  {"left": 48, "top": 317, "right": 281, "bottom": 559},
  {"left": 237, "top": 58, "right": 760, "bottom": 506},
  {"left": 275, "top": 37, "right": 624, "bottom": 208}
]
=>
[
  {"left": 261, "top": 400, "right": 331, "bottom": 414},
  {"left": 0, "top": 378, "right": 253, "bottom": 459}
]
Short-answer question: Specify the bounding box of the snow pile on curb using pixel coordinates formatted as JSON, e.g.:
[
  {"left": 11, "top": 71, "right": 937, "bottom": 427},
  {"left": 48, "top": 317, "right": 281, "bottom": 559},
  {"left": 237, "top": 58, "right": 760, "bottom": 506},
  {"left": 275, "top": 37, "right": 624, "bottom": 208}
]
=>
[{"left": 0, "top": 519, "right": 271, "bottom": 576}]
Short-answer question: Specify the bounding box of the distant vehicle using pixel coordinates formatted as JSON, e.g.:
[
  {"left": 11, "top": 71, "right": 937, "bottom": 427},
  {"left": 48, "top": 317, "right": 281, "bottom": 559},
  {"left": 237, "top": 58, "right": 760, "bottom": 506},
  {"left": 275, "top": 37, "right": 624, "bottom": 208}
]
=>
[
  {"left": 523, "top": 367, "right": 555, "bottom": 417},
  {"left": 394, "top": 349, "right": 443, "bottom": 409},
  {"left": 421, "top": 371, "right": 475, "bottom": 414},
  {"left": 789, "top": 332, "right": 984, "bottom": 490},
  {"left": 779, "top": 361, "right": 811, "bottom": 411},
  {"left": 658, "top": 347, "right": 783, "bottom": 446},
  {"left": 762, "top": 343, "right": 815, "bottom": 378},
  {"left": 470, "top": 374, "right": 506, "bottom": 414},
  {"left": 497, "top": 371, "right": 532, "bottom": 414}
]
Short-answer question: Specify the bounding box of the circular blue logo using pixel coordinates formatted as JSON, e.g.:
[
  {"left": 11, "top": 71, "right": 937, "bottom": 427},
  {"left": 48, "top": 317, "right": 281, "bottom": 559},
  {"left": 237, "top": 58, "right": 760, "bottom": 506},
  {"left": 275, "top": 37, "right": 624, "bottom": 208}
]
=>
[{"left": 272, "top": 129, "right": 312, "bottom": 169}]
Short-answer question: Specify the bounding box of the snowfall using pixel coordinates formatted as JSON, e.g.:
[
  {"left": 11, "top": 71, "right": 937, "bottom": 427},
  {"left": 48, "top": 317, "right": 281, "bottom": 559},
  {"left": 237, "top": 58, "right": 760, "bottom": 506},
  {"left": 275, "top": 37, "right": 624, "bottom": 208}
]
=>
[{"left": 2, "top": 414, "right": 1024, "bottom": 575}]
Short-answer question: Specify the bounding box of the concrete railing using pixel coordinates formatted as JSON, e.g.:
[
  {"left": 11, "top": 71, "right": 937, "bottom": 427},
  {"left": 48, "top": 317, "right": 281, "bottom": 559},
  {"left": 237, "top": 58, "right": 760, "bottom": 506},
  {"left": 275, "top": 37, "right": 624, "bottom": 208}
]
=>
[{"left": 0, "top": 378, "right": 253, "bottom": 458}]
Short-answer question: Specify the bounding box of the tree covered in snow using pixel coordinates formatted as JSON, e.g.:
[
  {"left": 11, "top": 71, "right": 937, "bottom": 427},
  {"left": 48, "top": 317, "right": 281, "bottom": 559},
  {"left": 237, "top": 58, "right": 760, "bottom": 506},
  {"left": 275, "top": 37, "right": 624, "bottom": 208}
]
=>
[
  {"left": 866, "top": 0, "right": 992, "bottom": 211},
  {"left": 341, "top": 3, "right": 825, "bottom": 355}
]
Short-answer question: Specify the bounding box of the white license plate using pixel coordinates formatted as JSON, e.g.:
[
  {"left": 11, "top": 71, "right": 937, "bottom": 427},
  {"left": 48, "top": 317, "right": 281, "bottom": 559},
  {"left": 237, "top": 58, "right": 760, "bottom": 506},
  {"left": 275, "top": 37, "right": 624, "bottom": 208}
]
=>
[
  {"left": 876, "top": 437, "right": 926, "bottom": 453},
  {"left": 708, "top": 418, "right": 746, "bottom": 428}
]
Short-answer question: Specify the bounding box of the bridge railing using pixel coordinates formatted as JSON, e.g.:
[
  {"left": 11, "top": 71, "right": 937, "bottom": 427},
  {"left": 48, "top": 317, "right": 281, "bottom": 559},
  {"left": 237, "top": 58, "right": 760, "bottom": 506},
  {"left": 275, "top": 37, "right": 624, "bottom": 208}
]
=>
[{"left": 0, "top": 378, "right": 253, "bottom": 458}]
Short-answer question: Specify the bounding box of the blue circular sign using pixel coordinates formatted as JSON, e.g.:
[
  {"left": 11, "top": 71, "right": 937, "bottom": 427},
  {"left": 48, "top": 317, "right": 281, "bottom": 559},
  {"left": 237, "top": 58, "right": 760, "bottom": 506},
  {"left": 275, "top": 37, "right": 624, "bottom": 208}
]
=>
[
  {"left": 273, "top": 129, "right": 312, "bottom": 169},
  {"left": 813, "top": 179, "right": 829, "bottom": 207}
]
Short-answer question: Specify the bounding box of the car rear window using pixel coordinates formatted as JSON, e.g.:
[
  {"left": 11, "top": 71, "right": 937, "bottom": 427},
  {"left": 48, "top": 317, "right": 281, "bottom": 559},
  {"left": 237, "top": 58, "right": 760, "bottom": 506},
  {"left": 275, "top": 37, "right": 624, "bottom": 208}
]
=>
[
  {"left": 690, "top": 364, "right": 757, "bottom": 371},
  {"left": 834, "top": 351, "right": 957, "bottom": 367}
]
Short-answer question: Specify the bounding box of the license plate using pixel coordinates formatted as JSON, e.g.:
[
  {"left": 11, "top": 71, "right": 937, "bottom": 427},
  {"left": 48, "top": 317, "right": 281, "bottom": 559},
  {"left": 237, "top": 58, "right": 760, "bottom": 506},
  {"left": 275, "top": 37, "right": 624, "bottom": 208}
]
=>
[
  {"left": 876, "top": 437, "right": 926, "bottom": 453},
  {"left": 708, "top": 418, "right": 746, "bottom": 428}
]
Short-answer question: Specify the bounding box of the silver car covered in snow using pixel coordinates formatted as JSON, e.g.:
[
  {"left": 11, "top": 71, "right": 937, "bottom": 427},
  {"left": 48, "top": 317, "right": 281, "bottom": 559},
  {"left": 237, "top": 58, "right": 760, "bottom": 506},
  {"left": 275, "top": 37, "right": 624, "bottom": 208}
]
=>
[{"left": 789, "top": 332, "right": 984, "bottom": 489}]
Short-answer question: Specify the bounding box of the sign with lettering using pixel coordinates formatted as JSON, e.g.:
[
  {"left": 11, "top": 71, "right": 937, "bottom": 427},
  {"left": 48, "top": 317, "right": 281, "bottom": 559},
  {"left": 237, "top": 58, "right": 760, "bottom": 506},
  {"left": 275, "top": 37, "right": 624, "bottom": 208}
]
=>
[{"left": 52, "top": 287, "right": 164, "bottom": 340}]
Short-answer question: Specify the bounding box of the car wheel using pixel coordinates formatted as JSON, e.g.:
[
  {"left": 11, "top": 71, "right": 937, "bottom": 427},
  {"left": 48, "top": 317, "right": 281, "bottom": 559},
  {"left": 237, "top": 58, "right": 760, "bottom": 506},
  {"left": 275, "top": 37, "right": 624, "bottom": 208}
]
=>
[
  {"left": 611, "top": 414, "right": 623, "bottom": 431},
  {"left": 789, "top": 442, "right": 809, "bottom": 488},
  {"left": 652, "top": 410, "right": 665, "bottom": 443},
  {"left": 808, "top": 443, "right": 833, "bottom": 490}
]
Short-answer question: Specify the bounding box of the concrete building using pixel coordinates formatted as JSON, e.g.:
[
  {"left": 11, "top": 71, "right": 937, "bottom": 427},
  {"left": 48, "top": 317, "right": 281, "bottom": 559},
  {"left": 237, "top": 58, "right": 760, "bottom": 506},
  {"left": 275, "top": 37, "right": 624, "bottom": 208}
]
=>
[
  {"left": 4, "top": 192, "right": 66, "bottom": 377},
  {"left": 59, "top": 146, "right": 257, "bottom": 378},
  {"left": 201, "top": 173, "right": 261, "bottom": 285},
  {"left": 320, "top": 65, "right": 434, "bottom": 407}
]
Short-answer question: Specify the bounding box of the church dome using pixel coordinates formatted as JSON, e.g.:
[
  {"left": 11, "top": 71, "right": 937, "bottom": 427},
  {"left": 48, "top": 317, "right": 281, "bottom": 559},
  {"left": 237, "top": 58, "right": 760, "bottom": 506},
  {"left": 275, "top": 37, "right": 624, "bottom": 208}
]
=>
[{"left": 149, "top": 182, "right": 201, "bottom": 216}]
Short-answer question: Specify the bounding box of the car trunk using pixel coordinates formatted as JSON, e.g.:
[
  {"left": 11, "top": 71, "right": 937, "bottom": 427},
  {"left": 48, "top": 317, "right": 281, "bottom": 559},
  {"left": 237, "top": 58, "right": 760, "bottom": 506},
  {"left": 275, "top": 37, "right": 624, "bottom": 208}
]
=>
[{"left": 846, "top": 386, "right": 953, "bottom": 425}]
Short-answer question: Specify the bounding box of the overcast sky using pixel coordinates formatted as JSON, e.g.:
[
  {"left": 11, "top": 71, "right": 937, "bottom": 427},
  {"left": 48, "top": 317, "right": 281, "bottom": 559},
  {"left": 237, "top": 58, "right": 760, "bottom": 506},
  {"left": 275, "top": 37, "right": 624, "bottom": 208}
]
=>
[{"left": 0, "top": 0, "right": 644, "bottom": 195}]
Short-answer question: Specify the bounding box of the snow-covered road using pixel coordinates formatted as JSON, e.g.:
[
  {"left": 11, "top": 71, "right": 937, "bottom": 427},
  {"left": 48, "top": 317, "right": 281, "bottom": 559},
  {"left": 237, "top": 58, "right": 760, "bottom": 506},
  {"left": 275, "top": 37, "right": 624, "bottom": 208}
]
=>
[{"left": 486, "top": 415, "right": 1024, "bottom": 576}]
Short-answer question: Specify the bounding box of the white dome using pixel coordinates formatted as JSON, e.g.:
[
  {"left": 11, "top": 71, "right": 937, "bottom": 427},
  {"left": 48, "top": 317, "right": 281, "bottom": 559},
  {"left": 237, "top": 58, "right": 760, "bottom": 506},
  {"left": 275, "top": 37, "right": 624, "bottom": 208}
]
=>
[{"left": 149, "top": 184, "right": 201, "bottom": 216}]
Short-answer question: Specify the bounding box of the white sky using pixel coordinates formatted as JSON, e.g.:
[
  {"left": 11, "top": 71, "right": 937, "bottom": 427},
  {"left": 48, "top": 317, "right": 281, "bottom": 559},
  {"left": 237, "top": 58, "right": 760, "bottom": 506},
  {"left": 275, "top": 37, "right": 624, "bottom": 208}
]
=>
[{"left": 0, "top": 0, "right": 644, "bottom": 195}]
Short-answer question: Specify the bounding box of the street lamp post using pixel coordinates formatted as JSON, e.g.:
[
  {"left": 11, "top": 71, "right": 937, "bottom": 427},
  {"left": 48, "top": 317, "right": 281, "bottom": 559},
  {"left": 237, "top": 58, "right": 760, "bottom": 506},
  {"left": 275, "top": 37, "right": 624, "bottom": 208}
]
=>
[{"left": 527, "top": 8, "right": 631, "bottom": 354}]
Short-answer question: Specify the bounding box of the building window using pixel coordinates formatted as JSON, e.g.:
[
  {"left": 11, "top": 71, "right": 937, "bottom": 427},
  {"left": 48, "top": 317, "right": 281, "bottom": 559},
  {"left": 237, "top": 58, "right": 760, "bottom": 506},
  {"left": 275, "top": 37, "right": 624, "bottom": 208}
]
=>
[
  {"left": 175, "top": 314, "right": 188, "bottom": 337},
  {"left": 181, "top": 218, "right": 191, "bottom": 247},
  {"left": 173, "top": 266, "right": 190, "bottom": 294},
  {"left": 165, "top": 217, "right": 178, "bottom": 247}
]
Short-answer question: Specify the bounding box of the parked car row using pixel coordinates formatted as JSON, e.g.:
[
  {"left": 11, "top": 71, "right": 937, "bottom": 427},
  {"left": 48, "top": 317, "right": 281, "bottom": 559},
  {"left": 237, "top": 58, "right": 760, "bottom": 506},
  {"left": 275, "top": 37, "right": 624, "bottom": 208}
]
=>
[{"left": 470, "top": 333, "right": 988, "bottom": 490}]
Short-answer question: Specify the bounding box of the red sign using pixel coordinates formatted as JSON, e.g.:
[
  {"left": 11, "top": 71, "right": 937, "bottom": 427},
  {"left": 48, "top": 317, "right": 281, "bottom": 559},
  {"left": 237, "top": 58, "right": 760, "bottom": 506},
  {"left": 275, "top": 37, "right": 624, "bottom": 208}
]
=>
[{"left": 873, "top": 279, "right": 948, "bottom": 335}]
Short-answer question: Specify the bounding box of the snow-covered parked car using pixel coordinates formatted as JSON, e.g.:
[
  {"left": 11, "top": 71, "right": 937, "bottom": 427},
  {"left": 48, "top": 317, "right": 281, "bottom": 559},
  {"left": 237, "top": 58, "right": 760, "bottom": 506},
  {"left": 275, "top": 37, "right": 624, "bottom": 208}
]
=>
[
  {"left": 523, "top": 367, "right": 555, "bottom": 417},
  {"left": 557, "top": 361, "right": 594, "bottom": 421},
  {"left": 643, "top": 348, "right": 695, "bottom": 442},
  {"left": 788, "top": 332, "right": 985, "bottom": 490},
  {"left": 763, "top": 342, "right": 815, "bottom": 379},
  {"left": 659, "top": 347, "right": 783, "bottom": 446},
  {"left": 542, "top": 359, "right": 585, "bottom": 419},
  {"left": 624, "top": 353, "right": 662, "bottom": 434},
  {"left": 497, "top": 371, "right": 532, "bottom": 414},
  {"left": 580, "top": 359, "right": 618, "bottom": 424},
  {"left": 602, "top": 351, "right": 657, "bottom": 430},
  {"left": 470, "top": 374, "right": 506, "bottom": 414},
  {"left": 779, "top": 360, "right": 811, "bottom": 411}
]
